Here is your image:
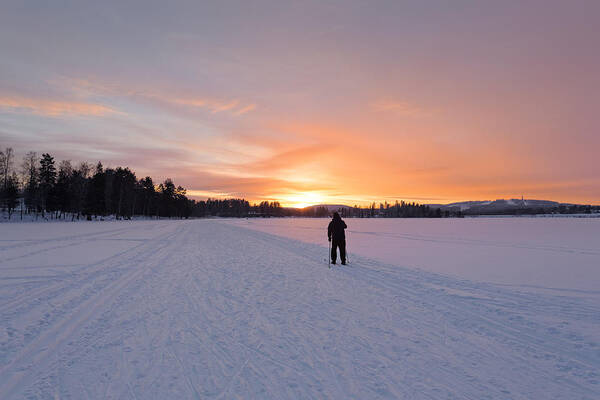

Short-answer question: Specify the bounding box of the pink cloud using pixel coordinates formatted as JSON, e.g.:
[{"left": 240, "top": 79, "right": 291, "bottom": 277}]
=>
[
  {"left": 61, "top": 77, "right": 256, "bottom": 117},
  {"left": 233, "top": 103, "right": 257, "bottom": 115},
  {"left": 0, "top": 95, "right": 117, "bottom": 117},
  {"left": 370, "top": 100, "right": 430, "bottom": 117}
]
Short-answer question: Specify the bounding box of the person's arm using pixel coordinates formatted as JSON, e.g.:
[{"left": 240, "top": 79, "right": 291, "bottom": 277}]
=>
[
  {"left": 342, "top": 221, "right": 347, "bottom": 229},
  {"left": 328, "top": 222, "right": 332, "bottom": 241}
]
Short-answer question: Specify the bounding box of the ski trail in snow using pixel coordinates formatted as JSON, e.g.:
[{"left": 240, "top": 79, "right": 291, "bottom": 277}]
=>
[
  {"left": 0, "top": 225, "right": 181, "bottom": 398},
  {"left": 0, "top": 220, "right": 598, "bottom": 399}
]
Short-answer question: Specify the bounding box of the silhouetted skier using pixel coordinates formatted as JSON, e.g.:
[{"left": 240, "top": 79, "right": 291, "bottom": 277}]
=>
[{"left": 328, "top": 212, "right": 347, "bottom": 265}]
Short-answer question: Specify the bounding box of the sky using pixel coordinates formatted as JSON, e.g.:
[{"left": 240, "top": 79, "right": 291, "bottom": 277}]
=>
[{"left": 1, "top": 0, "right": 599, "bottom": 207}]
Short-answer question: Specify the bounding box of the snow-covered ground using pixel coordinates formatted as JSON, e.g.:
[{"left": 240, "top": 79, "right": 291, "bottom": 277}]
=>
[
  {"left": 0, "top": 219, "right": 598, "bottom": 399},
  {"left": 226, "top": 217, "right": 600, "bottom": 292}
]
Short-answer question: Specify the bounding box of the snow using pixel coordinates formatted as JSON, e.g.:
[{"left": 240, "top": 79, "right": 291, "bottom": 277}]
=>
[
  {"left": 0, "top": 219, "right": 598, "bottom": 399},
  {"left": 227, "top": 217, "right": 600, "bottom": 292}
]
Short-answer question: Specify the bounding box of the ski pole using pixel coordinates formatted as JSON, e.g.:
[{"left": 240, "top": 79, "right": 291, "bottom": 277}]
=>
[
  {"left": 346, "top": 230, "right": 350, "bottom": 264},
  {"left": 328, "top": 238, "right": 331, "bottom": 268}
]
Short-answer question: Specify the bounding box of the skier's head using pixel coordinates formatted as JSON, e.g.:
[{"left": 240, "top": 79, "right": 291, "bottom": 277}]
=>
[{"left": 332, "top": 212, "right": 340, "bottom": 220}]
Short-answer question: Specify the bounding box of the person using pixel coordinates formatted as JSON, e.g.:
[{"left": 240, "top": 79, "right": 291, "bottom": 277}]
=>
[{"left": 328, "top": 212, "right": 347, "bottom": 265}]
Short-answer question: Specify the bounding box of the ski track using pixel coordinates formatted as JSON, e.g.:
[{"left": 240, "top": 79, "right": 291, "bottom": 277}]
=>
[{"left": 0, "top": 220, "right": 598, "bottom": 399}]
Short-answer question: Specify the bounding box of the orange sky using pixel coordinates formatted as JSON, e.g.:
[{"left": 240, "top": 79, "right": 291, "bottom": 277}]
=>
[{"left": 1, "top": 1, "right": 599, "bottom": 207}]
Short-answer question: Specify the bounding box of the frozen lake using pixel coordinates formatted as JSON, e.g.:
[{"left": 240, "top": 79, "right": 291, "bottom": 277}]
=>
[
  {"left": 0, "top": 219, "right": 598, "bottom": 398},
  {"left": 226, "top": 217, "right": 600, "bottom": 293}
]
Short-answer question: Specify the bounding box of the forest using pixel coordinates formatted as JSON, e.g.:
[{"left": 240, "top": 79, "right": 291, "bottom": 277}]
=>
[{"left": 0, "top": 147, "right": 457, "bottom": 220}]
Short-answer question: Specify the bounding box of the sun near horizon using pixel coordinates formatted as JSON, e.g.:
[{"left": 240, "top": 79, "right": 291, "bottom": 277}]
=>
[{"left": 277, "top": 192, "right": 327, "bottom": 209}]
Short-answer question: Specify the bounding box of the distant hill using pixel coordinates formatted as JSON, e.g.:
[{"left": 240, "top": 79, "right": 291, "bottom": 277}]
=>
[
  {"left": 302, "top": 199, "right": 596, "bottom": 216},
  {"left": 428, "top": 199, "right": 560, "bottom": 213},
  {"left": 424, "top": 198, "right": 598, "bottom": 215},
  {"left": 305, "top": 200, "right": 565, "bottom": 213}
]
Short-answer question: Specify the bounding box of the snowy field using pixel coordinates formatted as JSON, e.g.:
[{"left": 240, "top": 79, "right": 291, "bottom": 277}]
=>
[
  {"left": 0, "top": 219, "right": 598, "bottom": 399},
  {"left": 226, "top": 217, "right": 600, "bottom": 292}
]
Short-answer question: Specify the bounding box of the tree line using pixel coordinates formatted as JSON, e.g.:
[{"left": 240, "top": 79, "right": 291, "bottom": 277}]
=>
[
  {"left": 461, "top": 204, "right": 599, "bottom": 216},
  {"left": 325, "top": 201, "right": 459, "bottom": 218},
  {"left": 1, "top": 146, "right": 465, "bottom": 220},
  {"left": 1, "top": 148, "right": 195, "bottom": 220},
  {"left": 0, "top": 147, "right": 302, "bottom": 220}
]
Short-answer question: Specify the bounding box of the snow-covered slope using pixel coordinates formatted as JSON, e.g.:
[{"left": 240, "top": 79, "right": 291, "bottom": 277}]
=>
[
  {"left": 0, "top": 220, "right": 598, "bottom": 398},
  {"left": 430, "top": 199, "right": 561, "bottom": 212}
]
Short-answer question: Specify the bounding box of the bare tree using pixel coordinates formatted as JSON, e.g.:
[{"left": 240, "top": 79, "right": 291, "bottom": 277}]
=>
[
  {"left": 0, "top": 147, "right": 15, "bottom": 212},
  {"left": 71, "top": 162, "right": 91, "bottom": 220},
  {"left": 21, "top": 152, "right": 39, "bottom": 214},
  {"left": 0, "top": 147, "right": 14, "bottom": 189},
  {"left": 4, "top": 173, "right": 19, "bottom": 219},
  {"left": 77, "top": 162, "right": 92, "bottom": 179}
]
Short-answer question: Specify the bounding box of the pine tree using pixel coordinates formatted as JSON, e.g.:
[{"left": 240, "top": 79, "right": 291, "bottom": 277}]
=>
[
  {"left": 111, "top": 167, "right": 136, "bottom": 219},
  {"left": 55, "top": 160, "right": 73, "bottom": 218},
  {"left": 21, "top": 152, "right": 39, "bottom": 214},
  {"left": 39, "top": 153, "right": 57, "bottom": 215},
  {"left": 3, "top": 174, "right": 19, "bottom": 219},
  {"left": 159, "top": 178, "right": 176, "bottom": 217},
  {"left": 70, "top": 162, "right": 91, "bottom": 220},
  {"left": 139, "top": 176, "right": 155, "bottom": 217},
  {"left": 85, "top": 162, "right": 106, "bottom": 218}
]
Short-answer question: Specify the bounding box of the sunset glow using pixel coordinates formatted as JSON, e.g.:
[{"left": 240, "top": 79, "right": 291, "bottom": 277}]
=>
[
  {"left": 1, "top": 1, "right": 599, "bottom": 205},
  {"left": 277, "top": 192, "right": 327, "bottom": 209}
]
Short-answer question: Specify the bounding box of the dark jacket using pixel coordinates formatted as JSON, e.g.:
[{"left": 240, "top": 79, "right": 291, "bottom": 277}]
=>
[{"left": 328, "top": 214, "right": 347, "bottom": 241}]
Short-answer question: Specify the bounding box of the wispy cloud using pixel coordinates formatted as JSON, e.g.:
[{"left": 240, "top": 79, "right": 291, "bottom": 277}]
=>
[
  {"left": 157, "top": 96, "right": 255, "bottom": 116},
  {"left": 243, "top": 144, "right": 331, "bottom": 172},
  {"left": 233, "top": 103, "right": 257, "bottom": 115},
  {"left": 370, "top": 100, "right": 430, "bottom": 117},
  {"left": 0, "top": 95, "right": 117, "bottom": 117},
  {"left": 61, "top": 77, "right": 257, "bottom": 117}
]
